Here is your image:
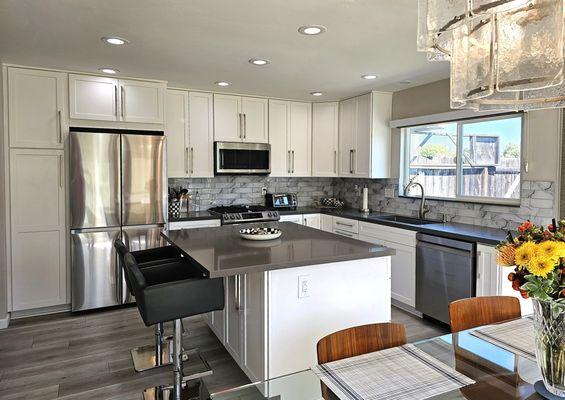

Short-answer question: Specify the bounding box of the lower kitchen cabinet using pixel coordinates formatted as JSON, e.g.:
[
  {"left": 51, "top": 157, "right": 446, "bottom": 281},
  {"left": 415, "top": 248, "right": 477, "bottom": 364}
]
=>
[
  {"left": 476, "top": 244, "right": 532, "bottom": 315},
  {"left": 321, "top": 214, "right": 333, "bottom": 232},
  {"left": 10, "top": 149, "right": 67, "bottom": 311},
  {"left": 302, "top": 214, "right": 321, "bottom": 229}
]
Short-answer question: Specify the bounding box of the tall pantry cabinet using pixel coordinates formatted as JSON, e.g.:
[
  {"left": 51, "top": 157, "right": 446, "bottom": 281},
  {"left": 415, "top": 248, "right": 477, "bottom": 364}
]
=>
[{"left": 6, "top": 67, "right": 68, "bottom": 311}]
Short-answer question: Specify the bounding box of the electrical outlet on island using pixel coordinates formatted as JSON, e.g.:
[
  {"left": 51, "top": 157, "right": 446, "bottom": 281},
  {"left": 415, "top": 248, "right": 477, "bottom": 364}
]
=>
[{"left": 298, "top": 275, "right": 311, "bottom": 298}]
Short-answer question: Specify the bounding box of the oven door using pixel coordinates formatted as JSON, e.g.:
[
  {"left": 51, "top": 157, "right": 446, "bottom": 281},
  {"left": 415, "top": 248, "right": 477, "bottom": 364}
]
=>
[{"left": 215, "top": 142, "right": 270, "bottom": 175}]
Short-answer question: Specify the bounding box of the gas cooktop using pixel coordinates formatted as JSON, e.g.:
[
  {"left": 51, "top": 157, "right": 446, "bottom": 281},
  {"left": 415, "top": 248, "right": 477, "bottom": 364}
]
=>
[{"left": 208, "top": 205, "right": 280, "bottom": 225}]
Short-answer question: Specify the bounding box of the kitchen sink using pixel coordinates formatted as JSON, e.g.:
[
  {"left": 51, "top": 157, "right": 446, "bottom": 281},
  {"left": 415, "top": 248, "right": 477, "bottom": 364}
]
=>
[{"left": 374, "top": 215, "right": 441, "bottom": 225}]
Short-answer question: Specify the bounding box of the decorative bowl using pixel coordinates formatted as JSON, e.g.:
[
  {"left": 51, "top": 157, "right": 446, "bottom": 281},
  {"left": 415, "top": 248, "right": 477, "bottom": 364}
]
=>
[{"left": 239, "top": 227, "right": 282, "bottom": 241}]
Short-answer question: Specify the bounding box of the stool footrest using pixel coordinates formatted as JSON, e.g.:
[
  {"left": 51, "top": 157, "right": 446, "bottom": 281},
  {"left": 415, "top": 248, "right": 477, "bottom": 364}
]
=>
[{"left": 143, "top": 378, "right": 210, "bottom": 400}]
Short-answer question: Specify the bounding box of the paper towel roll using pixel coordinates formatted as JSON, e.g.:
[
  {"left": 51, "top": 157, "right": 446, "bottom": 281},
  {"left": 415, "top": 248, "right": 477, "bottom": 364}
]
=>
[{"left": 362, "top": 187, "right": 369, "bottom": 211}]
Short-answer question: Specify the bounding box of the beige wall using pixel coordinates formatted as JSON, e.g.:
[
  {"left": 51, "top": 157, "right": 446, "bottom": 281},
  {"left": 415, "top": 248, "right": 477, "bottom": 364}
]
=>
[
  {"left": 0, "top": 65, "right": 7, "bottom": 321},
  {"left": 390, "top": 78, "right": 562, "bottom": 184}
]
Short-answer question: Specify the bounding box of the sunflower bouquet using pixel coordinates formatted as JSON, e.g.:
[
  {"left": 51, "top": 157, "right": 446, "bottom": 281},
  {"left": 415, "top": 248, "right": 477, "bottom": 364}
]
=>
[{"left": 497, "top": 219, "right": 565, "bottom": 303}]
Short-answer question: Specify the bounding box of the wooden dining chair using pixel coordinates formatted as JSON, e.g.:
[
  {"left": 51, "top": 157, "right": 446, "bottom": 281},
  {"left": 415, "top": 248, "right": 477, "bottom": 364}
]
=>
[
  {"left": 316, "top": 322, "right": 407, "bottom": 364},
  {"left": 449, "top": 296, "right": 521, "bottom": 333}
]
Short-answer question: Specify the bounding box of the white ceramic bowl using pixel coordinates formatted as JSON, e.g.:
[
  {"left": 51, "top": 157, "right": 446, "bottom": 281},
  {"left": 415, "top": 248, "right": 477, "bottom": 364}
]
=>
[{"left": 239, "top": 227, "right": 282, "bottom": 241}]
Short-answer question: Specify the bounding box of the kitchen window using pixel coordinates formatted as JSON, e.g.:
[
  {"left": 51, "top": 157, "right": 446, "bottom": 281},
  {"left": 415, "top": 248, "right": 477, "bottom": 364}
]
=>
[{"left": 401, "top": 114, "right": 523, "bottom": 205}]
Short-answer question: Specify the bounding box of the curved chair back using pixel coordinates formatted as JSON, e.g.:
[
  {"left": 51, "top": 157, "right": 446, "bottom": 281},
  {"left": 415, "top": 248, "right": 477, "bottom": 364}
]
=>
[
  {"left": 317, "top": 322, "right": 407, "bottom": 364},
  {"left": 449, "top": 296, "right": 521, "bottom": 333}
]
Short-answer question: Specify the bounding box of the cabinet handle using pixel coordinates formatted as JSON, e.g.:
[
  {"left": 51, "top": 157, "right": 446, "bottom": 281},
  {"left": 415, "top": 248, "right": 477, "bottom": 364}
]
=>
[
  {"left": 336, "top": 221, "right": 354, "bottom": 228},
  {"left": 57, "top": 110, "right": 62, "bottom": 144},
  {"left": 287, "top": 150, "right": 291, "bottom": 174},
  {"left": 292, "top": 150, "right": 295, "bottom": 173},
  {"left": 120, "top": 85, "right": 125, "bottom": 118},
  {"left": 114, "top": 85, "right": 118, "bottom": 116},
  {"left": 349, "top": 150, "right": 353, "bottom": 174},
  {"left": 238, "top": 113, "right": 242, "bottom": 138},
  {"left": 190, "top": 147, "right": 194, "bottom": 174},
  {"left": 59, "top": 155, "right": 64, "bottom": 188},
  {"left": 185, "top": 147, "right": 189, "bottom": 174},
  {"left": 352, "top": 149, "right": 356, "bottom": 174},
  {"left": 243, "top": 114, "right": 247, "bottom": 139}
]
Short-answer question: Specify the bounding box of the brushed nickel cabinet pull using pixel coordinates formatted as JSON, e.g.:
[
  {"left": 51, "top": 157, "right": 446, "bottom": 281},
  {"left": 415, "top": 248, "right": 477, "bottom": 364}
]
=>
[
  {"left": 238, "top": 113, "right": 242, "bottom": 139},
  {"left": 243, "top": 114, "right": 247, "bottom": 139},
  {"left": 185, "top": 147, "right": 189, "bottom": 174},
  {"left": 336, "top": 221, "right": 354, "bottom": 228},
  {"left": 190, "top": 147, "right": 194, "bottom": 174}
]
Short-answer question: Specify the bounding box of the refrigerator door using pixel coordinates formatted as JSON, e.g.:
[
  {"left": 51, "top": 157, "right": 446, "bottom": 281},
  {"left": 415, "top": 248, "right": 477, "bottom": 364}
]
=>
[
  {"left": 122, "top": 134, "right": 166, "bottom": 226},
  {"left": 71, "top": 228, "right": 122, "bottom": 311},
  {"left": 70, "top": 130, "right": 121, "bottom": 229},
  {"left": 121, "top": 224, "right": 167, "bottom": 303}
]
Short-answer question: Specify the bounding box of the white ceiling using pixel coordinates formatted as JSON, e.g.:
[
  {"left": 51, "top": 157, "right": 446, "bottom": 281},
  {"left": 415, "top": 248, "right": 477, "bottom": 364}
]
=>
[{"left": 0, "top": 0, "right": 449, "bottom": 101}]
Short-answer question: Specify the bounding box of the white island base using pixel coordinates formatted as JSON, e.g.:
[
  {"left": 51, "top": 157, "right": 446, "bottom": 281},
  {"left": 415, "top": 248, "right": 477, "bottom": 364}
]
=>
[{"left": 203, "top": 256, "right": 392, "bottom": 382}]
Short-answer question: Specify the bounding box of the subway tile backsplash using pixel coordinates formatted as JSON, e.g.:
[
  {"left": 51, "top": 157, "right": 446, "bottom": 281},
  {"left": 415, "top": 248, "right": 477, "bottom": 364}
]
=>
[{"left": 169, "top": 177, "right": 555, "bottom": 231}]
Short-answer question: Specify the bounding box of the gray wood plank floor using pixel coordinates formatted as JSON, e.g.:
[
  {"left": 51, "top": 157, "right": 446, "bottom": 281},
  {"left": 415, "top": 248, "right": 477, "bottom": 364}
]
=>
[{"left": 0, "top": 306, "right": 446, "bottom": 399}]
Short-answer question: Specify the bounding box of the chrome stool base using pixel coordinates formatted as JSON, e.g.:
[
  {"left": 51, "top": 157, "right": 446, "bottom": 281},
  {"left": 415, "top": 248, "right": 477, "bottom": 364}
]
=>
[
  {"left": 131, "top": 341, "right": 172, "bottom": 372},
  {"left": 143, "top": 379, "right": 210, "bottom": 400}
]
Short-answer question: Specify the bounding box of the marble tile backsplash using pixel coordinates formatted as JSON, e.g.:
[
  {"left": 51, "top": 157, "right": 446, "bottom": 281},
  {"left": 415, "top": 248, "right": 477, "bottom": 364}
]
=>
[
  {"left": 332, "top": 178, "right": 556, "bottom": 230},
  {"left": 169, "top": 177, "right": 555, "bottom": 230}
]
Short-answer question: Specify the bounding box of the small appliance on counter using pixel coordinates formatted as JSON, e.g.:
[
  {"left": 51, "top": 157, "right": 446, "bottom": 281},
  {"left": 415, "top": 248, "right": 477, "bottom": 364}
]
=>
[{"left": 265, "top": 193, "right": 297, "bottom": 210}]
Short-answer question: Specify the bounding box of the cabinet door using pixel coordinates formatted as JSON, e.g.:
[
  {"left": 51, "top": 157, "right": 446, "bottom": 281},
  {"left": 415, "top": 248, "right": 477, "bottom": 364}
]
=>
[
  {"left": 10, "top": 149, "right": 66, "bottom": 311},
  {"left": 8, "top": 68, "right": 66, "bottom": 149},
  {"left": 165, "top": 90, "right": 188, "bottom": 177},
  {"left": 241, "top": 97, "right": 268, "bottom": 143},
  {"left": 354, "top": 93, "right": 372, "bottom": 178},
  {"left": 279, "top": 215, "right": 304, "bottom": 224},
  {"left": 188, "top": 92, "right": 214, "bottom": 177},
  {"left": 312, "top": 102, "right": 338, "bottom": 177},
  {"left": 225, "top": 274, "right": 243, "bottom": 361},
  {"left": 338, "top": 97, "right": 356, "bottom": 176},
  {"left": 289, "top": 102, "right": 312, "bottom": 177},
  {"left": 119, "top": 79, "right": 165, "bottom": 123},
  {"left": 321, "top": 214, "right": 333, "bottom": 232},
  {"left": 303, "top": 214, "right": 321, "bottom": 229},
  {"left": 268, "top": 100, "right": 290, "bottom": 177},
  {"left": 214, "top": 94, "right": 241, "bottom": 142},
  {"left": 69, "top": 74, "right": 118, "bottom": 121}
]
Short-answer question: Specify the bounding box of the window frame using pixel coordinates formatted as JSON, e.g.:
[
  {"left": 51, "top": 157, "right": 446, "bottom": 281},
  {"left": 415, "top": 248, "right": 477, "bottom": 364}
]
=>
[{"left": 400, "top": 113, "right": 524, "bottom": 206}]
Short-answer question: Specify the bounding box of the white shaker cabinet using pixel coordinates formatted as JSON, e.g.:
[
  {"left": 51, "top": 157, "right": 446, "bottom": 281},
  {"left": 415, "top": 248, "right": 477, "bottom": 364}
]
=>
[
  {"left": 338, "top": 91, "right": 392, "bottom": 178},
  {"left": 303, "top": 214, "right": 321, "bottom": 229},
  {"left": 312, "top": 102, "right": 339, "bottom": 177},
  {"left": 69, "top": 74, "right": 165, "bottom": 123},
  {"left": 321, "top": 214, "right": 333, "bottom": 232},
  {"left": 165, "top": 90, "right": 214, "bottom": 178},
  {"left": 214, "top": 94, "right": 268, "bottom": 143},
  {"left": 8, "top": 68, "right": 67, "bottom": 149},
  {"left": 10, "top": 149, "right": 67, "bottom": 311},
  {"left": 268, "top": 100, "right": 312, "bottom": 177}
]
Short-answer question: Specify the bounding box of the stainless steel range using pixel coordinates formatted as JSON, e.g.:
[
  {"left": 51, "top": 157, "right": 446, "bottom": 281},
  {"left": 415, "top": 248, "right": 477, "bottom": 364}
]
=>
[{"left": 208, "top": 205, "right": 280, "bottom": 225}]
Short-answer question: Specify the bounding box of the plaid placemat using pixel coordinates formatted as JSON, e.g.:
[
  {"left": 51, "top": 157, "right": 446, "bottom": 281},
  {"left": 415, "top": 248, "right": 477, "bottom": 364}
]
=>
[
  {"left": 470, "top": 316, "right": 536, "bottom": 361},
  {"left": 311, "top": 344, "right": 475, "bottom": 400}
]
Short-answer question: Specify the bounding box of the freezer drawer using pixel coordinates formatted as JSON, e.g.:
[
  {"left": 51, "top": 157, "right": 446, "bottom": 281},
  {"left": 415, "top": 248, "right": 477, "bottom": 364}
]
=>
[
  {"left": 71, "top": 229, "right": 121, "bottom": 311},
  {"left": 122, "top": 133, "right": 166, "bottom": 226},
  {"left": 70, "top": 130, "right": 121, "bottom": 229}
]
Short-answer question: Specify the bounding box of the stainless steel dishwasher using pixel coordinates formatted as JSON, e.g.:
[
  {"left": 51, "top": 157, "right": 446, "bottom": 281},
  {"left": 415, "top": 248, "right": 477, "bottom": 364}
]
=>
[{"left": 415, "top": 233, "right": 476, "bottom": 325}]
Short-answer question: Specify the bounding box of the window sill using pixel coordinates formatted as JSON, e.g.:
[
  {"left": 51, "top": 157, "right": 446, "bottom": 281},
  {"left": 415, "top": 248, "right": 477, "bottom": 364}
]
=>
[{"left": 398, "top": 195, "right": 521, "bottom": 208}]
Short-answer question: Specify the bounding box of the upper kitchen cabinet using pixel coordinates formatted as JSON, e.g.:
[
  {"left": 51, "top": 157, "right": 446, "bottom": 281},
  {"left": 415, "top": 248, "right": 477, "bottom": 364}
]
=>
[
  {"left": 338, "top": 91, "right": 392, "bottom": 178},
  {"left": 312, "top": 102, "right": 339, "bottom": 177},
  {"left": 214, "top": 94, "right": 268, "bottom": 143},
  {"left": 165, "top": 89, "right": 214, "bottom": 178},
  {"left": 69, "top": 74, "right": 165, "bottom": 124},
  {"left": 268, "top": 100, "right": 312, "bottom": 177},
  {"left": 8, "top": 68, "right": 67, "bottom": 149}
]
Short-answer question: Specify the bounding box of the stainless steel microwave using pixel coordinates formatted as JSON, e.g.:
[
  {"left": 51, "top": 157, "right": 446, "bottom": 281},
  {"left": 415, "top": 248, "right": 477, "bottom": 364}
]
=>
[{"left": 214, "top": 142, "right": 271, "bottom": 175}]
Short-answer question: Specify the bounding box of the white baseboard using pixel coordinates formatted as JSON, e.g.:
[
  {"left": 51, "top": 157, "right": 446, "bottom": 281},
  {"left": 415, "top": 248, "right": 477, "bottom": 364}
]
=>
[{"left": 0, "top": 313, "right": 10, "bottom": 329}]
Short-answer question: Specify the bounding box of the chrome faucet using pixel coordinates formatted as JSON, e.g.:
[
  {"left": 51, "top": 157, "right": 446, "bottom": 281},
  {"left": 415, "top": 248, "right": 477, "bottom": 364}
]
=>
[{"left": 404, "top": 177, "right": 430, "bottom": 220}]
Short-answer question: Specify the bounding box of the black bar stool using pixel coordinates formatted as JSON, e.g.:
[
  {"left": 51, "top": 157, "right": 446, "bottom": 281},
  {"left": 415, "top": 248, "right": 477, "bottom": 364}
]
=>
[
  {"left": 124, "top": 251, "right": 224, "bottom": 400},
  {"left": 115, "top": 238, "right": 187, "bottom": 372}
]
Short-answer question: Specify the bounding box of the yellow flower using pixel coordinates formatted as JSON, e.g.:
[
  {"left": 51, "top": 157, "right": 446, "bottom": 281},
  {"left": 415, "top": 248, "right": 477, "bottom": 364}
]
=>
[
  {"left": 515, "top": 242, "right": 538, "bottom": 268},
  {"left": 527, "top": 256, "right": 556, "bottom": 278},
  {"left": 536, "top": 241, "right": 565, "bottom": 262}
]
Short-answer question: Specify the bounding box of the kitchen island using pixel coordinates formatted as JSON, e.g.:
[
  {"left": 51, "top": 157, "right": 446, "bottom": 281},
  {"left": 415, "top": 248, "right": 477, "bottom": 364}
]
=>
[{"left": 162, "top": 222, "right": 394, "bottom": 381}]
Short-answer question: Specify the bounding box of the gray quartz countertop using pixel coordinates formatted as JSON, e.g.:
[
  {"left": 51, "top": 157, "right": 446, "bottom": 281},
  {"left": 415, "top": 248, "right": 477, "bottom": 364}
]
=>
[
  {"left": 168, "top": 207, "right": 507, "bottom": 245},
  {"left": 161, "top": 222, "right": 395, "bottom": 278}
]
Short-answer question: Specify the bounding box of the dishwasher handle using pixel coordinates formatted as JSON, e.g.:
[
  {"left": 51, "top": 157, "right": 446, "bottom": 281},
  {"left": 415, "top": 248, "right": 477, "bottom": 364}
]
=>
[
  {"left": 417, "top": 240, "right": 474, "bottom": 258},
  {"left": 416, "top": 233, "right": 475, "bottom": 252}
]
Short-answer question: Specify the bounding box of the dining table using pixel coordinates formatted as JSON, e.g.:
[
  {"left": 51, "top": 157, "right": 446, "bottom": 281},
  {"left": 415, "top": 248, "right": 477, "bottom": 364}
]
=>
[{"left": 210, "top": 316, "right": 545, "bottom": 400}]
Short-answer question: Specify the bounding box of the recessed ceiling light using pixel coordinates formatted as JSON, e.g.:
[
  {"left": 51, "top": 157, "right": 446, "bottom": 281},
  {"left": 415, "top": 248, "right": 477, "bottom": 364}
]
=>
[
  {"left": 249, "top": 58, "right": 270, "bottom": 66},
  {"left": 362, "top": 74, "right": 379, "bottom": 80},
  {"left": 99, "top": 67, "right": 119, "bottom": 74},
  {"left": 215, "top": 81, "right": 230, "bottom": 87},
  {"left": 399, "top": 80, "right": 412, "bottom": 85},
  {"left": 101, "top": 36, "right": 129, "bottom": 46},
  {"left": 310, "top": 92, "right": 323, "bottom": 96},
  {"left": 298, "top": 25, "right": 327, "bottom": 35}
]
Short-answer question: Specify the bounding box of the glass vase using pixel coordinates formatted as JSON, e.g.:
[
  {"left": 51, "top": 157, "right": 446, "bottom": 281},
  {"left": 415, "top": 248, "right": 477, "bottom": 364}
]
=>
[{"left": 532, "top": 299, "right": 565, "bottom": 397}]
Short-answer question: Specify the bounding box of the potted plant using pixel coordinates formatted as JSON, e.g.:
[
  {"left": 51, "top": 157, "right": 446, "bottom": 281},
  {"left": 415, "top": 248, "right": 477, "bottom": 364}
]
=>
[{"left": 497, "top": 220, "right": 565, "bottom": 397}]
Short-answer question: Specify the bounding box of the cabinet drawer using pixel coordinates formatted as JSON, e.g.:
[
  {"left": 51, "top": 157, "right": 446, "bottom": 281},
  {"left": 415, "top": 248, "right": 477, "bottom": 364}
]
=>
[
  {"left": 359, "top": 221, "right": 416, "bottom": 247},
  {"left": 169, "top": 219, "right": 221, "bottom": 230},
  {"left": 333, "top": 229, "right": 359, "bottom": 240},
  {"left": 332, "top": 217, "right": 358, "bottom": 234}
]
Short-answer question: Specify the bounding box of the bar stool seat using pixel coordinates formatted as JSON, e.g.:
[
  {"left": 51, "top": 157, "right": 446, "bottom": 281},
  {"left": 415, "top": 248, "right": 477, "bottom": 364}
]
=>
[{"left": 124, "top": 252, "right": 224, "bottom": 400}]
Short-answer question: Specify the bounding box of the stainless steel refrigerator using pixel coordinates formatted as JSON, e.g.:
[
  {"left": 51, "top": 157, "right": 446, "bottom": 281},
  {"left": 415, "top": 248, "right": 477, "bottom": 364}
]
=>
[{"left": 70, "top": 128, "right": 167, "bottom": 311}]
